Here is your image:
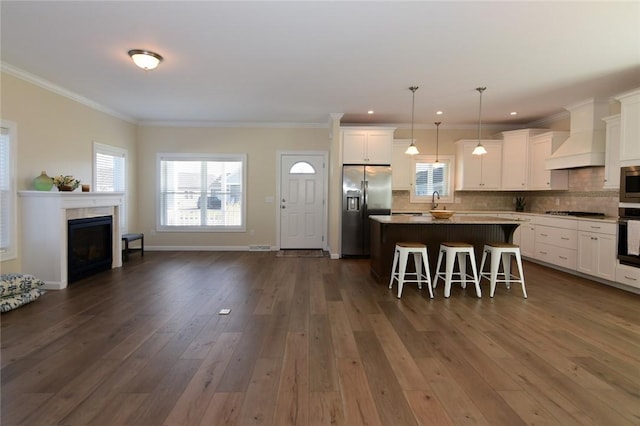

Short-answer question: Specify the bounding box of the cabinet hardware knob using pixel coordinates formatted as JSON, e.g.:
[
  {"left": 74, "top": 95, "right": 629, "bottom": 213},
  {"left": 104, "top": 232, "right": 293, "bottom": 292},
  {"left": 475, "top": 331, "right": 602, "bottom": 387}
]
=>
[
  {"left": 559, "top": 256, "right": 567, "bottom": 259},
  {"left": 624, "top": 275, "right": 637, "bottom": 281}
]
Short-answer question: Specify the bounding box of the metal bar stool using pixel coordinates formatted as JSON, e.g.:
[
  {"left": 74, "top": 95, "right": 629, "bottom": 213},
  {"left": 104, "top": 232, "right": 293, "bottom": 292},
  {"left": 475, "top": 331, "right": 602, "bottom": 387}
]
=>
[
  {"left": 479, "top": 243, "right": 527, "bottom": 298},
  {"left": 389, "top": 242, "right": 433, "bottom": 299},
  {"left": 433, "top": 242, "right": 481, "bottom": 298}
]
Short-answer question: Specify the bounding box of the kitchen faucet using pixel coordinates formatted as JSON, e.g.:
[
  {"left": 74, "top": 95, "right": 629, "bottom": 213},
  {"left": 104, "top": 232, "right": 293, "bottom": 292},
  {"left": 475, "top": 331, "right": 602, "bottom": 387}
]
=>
[{"left": 432, "top": 191, "right": 440, "bottom": 209}]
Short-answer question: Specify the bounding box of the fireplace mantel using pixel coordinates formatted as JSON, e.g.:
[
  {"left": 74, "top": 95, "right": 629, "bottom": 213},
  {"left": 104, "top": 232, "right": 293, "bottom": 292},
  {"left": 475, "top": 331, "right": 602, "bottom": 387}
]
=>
[{"left": 18, "top": 191, "right": 124, "bottom": 289}]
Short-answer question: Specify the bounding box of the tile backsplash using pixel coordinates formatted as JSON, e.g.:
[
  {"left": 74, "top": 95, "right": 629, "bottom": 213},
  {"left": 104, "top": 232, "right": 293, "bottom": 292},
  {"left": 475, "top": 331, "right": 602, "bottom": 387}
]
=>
[{"left": 393, "top": 166, "right": 619, "bottom": 217}]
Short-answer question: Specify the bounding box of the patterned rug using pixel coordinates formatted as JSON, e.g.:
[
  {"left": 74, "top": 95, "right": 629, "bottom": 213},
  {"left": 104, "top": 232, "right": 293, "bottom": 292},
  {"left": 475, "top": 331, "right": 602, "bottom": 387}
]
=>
[{"left": 276, "top": 249, "right": 325, "bottom": 258}]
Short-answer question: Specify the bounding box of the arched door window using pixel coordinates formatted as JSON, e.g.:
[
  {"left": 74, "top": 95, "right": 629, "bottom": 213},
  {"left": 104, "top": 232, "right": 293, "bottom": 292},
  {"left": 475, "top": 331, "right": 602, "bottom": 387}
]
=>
[{"left": 289, "top": 161, "right": 316, "bottom": 174}]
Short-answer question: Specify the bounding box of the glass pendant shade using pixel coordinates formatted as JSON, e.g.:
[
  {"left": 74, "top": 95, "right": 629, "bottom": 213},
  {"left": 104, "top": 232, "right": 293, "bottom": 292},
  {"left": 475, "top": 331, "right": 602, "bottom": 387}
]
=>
[
  {"left": 128, "top": 50, "right": 163, "bottom": 70},
  {"left": 473, "top": 86, "right": 487, "bottom": 156},
  {"left": 406, "top": 86, "right": 419, "bottom": 155},
  {"left": 405, "top": 144, "right": 419, "bottom": 155},
  {"left": 472, "top": 144, "right": 488, "bottom": 155}
]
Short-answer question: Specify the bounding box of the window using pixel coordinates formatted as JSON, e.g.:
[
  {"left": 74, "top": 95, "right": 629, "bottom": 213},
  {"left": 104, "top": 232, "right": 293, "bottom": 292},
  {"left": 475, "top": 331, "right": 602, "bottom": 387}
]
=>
[
  {"left": 410, "top": 155, "right": 455, "bottom": 204},
  {"left": 0, "top": 121, "right": 17, "bottom": 261},
  {"left": 93, "top": 142, "right": 127, "bottom": 231},
  {"left": 289, "top": 161, "right": 315, "bottom": 174},
  {"left": 158, "top": 153, "right": 246, "bottom": 231}
]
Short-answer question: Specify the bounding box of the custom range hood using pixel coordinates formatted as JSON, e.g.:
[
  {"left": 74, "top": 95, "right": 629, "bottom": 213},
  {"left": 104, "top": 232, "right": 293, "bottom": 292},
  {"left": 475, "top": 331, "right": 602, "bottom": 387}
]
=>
[{"left": 545, "top": 98, "right": 609, "bottom": 170}]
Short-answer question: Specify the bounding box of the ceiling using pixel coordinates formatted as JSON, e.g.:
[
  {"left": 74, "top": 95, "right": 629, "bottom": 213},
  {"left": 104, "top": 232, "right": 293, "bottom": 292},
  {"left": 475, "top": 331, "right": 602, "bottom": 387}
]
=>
[{"left": 1, "top": 1, "right": 639, "bottom": 127}]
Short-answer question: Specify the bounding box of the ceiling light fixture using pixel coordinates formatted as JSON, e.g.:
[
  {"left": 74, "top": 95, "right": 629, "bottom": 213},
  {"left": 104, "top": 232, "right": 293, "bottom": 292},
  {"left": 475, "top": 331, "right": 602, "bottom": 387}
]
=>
[
  {"left": 436, "top": 111, "right": 443, "bottom": 115},
  {"left": 472, "top": 86, "right": 488, "bottom": 156},
  {"left": 368, "top": 110, "right": 375, "bottom": 115},
  {"left": 434, "top": 121, "right": 443, "bottom": 166},
  {"left": 128, "top": 49, "right": 163, "bottom": 70},
  {"left": 405, "top": 86, "right": 419, "bottom": 155}
]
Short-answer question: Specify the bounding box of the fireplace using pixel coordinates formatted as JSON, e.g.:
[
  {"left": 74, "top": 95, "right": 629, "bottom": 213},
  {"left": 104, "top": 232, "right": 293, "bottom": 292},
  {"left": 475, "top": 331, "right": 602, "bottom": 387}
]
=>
[{"left": 67, "top": 216, "right": 113, "bottom": 283}]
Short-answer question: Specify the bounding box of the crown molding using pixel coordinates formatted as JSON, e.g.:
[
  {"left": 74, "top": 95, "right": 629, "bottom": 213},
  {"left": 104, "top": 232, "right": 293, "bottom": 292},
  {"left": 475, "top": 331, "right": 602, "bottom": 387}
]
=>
[
  {"left": 138, "top": 120, "right": 328, "bottom": 129},
  {"left": 1, "top": 62, "right": 136, "bottom": 124}
]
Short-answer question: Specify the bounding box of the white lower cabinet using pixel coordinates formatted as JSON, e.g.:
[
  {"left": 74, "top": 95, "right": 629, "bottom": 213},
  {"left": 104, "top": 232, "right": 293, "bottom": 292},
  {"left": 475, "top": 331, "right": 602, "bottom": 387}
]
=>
[
  {"left": 616, "top": 263, "right": 640, "bottom": 289},
  {"left": 577, "top": 221, "right": 617, "bottom": 281},
  {"left": 532, "top": 218, "right": 578, "bottom": 269}
]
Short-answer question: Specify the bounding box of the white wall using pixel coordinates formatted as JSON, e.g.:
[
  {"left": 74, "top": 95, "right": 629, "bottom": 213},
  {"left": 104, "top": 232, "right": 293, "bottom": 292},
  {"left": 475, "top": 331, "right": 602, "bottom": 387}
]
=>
[
  {"left": 136, "top": 125, "right": 330, "bottom": 249},
  {"left": 0, "top": 72, "right": 137, "bottom": 273}
]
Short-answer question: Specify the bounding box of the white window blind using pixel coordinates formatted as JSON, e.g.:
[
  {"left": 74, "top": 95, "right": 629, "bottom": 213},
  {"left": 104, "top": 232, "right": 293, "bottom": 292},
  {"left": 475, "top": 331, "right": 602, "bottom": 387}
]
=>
[
  {"left": 94, "top": 142, "right": 127, "bottom": 231},
  {"left": 158, "top": 154, "right": 245, "bottom": 231},
  {"left": 410, "top": 155, "right": 455, "bottom": 204},
  {"left": 0, "top": 123, "right": 17, "bottom": 260}
]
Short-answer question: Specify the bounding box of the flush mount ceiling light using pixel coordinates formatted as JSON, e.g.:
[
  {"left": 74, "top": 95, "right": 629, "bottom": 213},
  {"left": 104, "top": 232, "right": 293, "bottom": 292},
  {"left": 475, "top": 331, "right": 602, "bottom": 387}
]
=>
[
  {"left": 405, "top": 86, "right": 419, "bottom": 155},
  {"left": 128, "top": 49, "right": 163, "bottom": 70},
  {"left": 472, "top": 86, "right": 488, "bottom": 156}
]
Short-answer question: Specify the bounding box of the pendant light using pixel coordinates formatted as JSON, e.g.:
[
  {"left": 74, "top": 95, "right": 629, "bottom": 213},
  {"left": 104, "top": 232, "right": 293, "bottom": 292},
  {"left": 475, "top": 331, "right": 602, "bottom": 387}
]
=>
[
  {"left": 405, "top": 86, "right": 419, "bottom": 155},
  {"left": 472, "top": 86, "right": 488, "bottom": 156},
  {"left": 434, "top": 121, "right": 444, "bottom": 168}
]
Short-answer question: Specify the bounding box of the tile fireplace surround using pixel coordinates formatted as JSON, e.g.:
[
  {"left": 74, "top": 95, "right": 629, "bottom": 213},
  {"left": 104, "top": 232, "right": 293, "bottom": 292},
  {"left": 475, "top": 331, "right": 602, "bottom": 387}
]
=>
[{"left": 18, "top": 191, "right": 124, "bottom": 290}]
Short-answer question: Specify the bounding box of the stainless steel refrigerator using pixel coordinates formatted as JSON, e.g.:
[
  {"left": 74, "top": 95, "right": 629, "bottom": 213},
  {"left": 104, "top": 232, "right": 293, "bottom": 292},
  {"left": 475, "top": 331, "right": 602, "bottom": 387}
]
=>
[{"left": 342, "top": 165, "right": 392, "bottom": 256}]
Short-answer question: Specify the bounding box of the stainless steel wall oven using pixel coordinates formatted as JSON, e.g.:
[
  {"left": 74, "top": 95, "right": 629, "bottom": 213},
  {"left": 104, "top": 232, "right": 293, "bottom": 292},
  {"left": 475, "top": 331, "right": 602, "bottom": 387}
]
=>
[{"left": 620, "top": 166, "right": 640, "bottom": 203}]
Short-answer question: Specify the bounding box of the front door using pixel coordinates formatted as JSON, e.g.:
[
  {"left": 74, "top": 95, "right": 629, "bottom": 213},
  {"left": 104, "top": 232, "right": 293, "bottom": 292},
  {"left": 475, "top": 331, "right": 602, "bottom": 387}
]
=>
[{"left": 279, "top": 154, "right": 325, "bottom": 249}]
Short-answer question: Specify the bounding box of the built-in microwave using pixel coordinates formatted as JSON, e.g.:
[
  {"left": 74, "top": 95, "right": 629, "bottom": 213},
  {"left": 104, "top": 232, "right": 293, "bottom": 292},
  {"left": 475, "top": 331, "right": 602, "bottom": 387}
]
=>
[{"left": 620, "top": 166, "right": 640, "bottom": 203}]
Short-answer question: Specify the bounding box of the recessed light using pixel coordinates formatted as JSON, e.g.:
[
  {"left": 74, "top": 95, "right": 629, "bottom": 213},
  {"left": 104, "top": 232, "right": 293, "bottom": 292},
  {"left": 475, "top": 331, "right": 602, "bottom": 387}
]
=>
[
  {"left": 436, "top": 111, "right": 443, "bottom": 115},
  {"left": 368, "top": 110, "right": 374, "bottom": 115},
  {"left": 510, "top": 111, "right": 518, "bottom": 116}
]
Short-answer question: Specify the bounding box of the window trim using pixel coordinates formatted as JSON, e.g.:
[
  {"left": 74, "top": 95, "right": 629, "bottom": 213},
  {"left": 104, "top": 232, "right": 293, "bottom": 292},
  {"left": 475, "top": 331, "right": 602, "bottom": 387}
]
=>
[
  {"left": 409, "top": 154, "right": 455, "bottom": 204},
  {"left": 0, "top": 120, "right": 17, "bottom": 261},
  {"left": 156, "top": 152, "right": 247, "bottom": 232}
]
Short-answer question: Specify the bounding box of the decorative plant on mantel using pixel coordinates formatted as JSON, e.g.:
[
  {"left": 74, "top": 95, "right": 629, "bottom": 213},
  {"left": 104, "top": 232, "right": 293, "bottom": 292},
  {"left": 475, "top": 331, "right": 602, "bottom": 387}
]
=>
[
  {"left": 53, "top": 175, "right": 80, "bottom": 191},
  {"left": 515, "top": 196, "right": 526, "bottom": 212}
]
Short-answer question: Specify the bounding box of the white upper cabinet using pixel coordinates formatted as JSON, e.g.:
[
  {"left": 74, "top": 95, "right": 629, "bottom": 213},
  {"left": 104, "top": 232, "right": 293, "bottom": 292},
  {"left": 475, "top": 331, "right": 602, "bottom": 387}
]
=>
[
  {"left": 614, "top": 88, "right": 640, "bottom": 165},
  {"left": 529, "top": 132, "right": 569, "bottom": 190},
  {"left": 500, "top": 129, "right": 547, "bottom": 190},
  {"left": 341, "top": 127, "right": 395, "bottom": 164},
  {"left": 455, "top": 140, "right": 502, "bottom": 190},
  {"left": 602, "top": 114, "right": 621, "bottom": 189},
  {"left": 391, "top": 139, "right": 412, "bottom": 190}
]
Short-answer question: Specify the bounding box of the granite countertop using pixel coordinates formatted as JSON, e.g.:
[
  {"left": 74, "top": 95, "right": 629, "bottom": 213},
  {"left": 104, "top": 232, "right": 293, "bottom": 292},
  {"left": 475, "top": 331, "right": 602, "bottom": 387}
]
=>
[
  {"left": 370, "top": 215, "right": 521, "bottom": 224},
  {"left": 390, "top": 210, "right": 618, "bottom": 223}
]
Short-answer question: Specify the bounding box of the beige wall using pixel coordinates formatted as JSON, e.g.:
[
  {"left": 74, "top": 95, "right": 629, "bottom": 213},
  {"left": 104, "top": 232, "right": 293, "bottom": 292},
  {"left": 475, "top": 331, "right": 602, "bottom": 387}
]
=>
[
  {"left": 1, "top": 72, "right": 137, "bottom": 273},
  {"left": 136, "top": 125, "right": 330, "bottom": 250}
]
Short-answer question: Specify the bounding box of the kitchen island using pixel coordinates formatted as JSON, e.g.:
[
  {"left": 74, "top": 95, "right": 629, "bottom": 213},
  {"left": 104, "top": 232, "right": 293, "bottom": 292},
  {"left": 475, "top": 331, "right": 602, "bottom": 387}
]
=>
[{"left": 369, "top": 215, "right": 522, "bottom": 281}]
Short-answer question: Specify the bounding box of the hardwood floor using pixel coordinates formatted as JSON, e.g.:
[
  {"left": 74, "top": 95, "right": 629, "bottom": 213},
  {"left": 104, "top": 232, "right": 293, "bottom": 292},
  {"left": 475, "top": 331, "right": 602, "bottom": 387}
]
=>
[{"left": 2, "top": 251, "right": 639, "bottom": 425}]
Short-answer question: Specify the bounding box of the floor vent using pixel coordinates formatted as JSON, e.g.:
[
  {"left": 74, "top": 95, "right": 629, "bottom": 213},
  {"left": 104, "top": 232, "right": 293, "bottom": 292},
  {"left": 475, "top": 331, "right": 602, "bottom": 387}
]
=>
[{"left": 249, "top": 245, "right": 271, "bottom": 251}]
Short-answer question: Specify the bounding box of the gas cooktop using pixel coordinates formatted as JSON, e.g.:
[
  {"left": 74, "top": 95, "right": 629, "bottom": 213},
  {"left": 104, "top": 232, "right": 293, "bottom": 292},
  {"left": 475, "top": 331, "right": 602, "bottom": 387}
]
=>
[{"left": 545, "top": 211, "right": 605, "bottom": 217}]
